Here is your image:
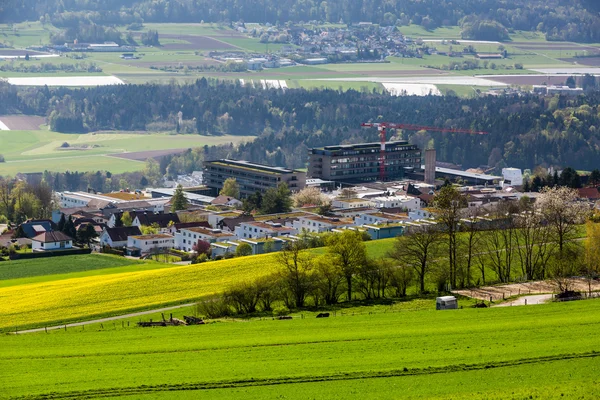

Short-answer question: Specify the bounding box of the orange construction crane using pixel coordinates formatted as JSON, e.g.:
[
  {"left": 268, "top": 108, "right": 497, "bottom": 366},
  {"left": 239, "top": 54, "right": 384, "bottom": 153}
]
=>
[{"left": 360, "top": 122, "right": 488, "bottom": 181}]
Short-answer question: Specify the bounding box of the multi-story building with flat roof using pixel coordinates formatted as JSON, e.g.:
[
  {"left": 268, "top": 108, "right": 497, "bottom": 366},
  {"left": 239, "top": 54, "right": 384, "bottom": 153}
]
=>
[
  {"left": 308, "top": 141, "right": 422, "bottom": 183},
  {"left": 203, "top": 159, "right": 306, "bottom": 197}
]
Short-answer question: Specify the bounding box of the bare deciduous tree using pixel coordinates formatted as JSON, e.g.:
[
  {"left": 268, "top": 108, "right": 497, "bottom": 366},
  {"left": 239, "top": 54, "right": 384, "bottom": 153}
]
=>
[
  {"left": 388, "top": 263, "right": 414, "bottom": 297},
  {"left": 514, "top": 204, "right": 555, "bottom": 280},
  {"left": 313, "top": 256, "right": 345, "bottom": 305},
  {"left": 275, "top": 241, "right": 314, "bottom": 308},
  {"left": 389, "top": 226, "right": 442, "bottom": 293},
  {"left": 434, "top": 185, "right": 467, "bottom": 289},
  {"left": 538, "top": 186, "right": 590, "bottom": 255}
]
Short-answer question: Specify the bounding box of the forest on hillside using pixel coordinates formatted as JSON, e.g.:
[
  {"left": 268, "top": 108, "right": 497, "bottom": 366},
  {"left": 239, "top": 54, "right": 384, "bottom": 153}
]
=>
[
  {"left": 2, "top": 0, "right": 600, "bottom": 43},
  {"left": 2, "top": 80, "right": 600, "bottom": 172}
]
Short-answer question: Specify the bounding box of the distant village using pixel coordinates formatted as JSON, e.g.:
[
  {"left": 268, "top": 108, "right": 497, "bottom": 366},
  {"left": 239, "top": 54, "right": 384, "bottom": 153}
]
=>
[{"left": 2, "top": 139, "right": 599, "bottom": 262}]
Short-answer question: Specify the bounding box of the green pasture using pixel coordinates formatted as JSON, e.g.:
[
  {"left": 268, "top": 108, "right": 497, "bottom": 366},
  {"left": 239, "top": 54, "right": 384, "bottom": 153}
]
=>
[
  {"left": 0, "top": 228, "right": 588, "bottom": 332},
  {"left": 2, "top": 299, "right": 600, "bottom": 399},
  {"left": 0, "top": 130, "right": 254, "bottom": 175},
  {"left": 397, "top": 25, "right": 463, "bottom": 39},
  {"left": 104, "top": 357, "right": 600, "bottom": 400},
  {"left": 0, "top": 155, "right": 143, "bottom": 175}
]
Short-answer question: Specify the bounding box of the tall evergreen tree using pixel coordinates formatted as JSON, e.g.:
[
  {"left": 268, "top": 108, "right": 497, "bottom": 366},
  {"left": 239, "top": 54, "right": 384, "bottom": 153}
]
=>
[
  {"left": 57, "top": 213, "right": 66, "bottom": 233},
  {"left": 64, "top": 215, "right": 76, "bottom": 239},
  {"left": 171, "top": 184, "right": 188, "bottom": 211}
]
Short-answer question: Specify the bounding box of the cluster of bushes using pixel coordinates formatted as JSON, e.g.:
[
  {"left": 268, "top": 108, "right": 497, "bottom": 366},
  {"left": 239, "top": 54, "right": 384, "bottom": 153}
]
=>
[
  {"left": 150, "top": 61, "right": 248, "bottom": 73},
  {"left": 0, "top": 62, "right": 102, "bottom": 73},
  {"left": 195, "top": 231, "right": 408, "bottom": 319}
]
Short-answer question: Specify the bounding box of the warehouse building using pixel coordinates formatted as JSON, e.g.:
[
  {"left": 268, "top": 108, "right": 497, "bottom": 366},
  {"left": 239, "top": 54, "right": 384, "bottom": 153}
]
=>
[
  {"left": 308, "top": 141, "right": 422, "bottom": 183},
  {"left": 203, "top": 159, "right": 306, "bottom": 198}
]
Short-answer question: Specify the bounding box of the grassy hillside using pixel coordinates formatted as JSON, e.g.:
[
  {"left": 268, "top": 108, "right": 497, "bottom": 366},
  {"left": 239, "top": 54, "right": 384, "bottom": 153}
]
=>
[
  {"left": 0, "top": 130, "right": 254, "bottom": 175},
  {"left": 1, "top": 300, "right": 600, "bottom": 399},
  {"left": 0, "top": 254, "right": 142, "bottom": 281},
  {"left": 0, "top": 231, "right": 588, "bottom": 331}
]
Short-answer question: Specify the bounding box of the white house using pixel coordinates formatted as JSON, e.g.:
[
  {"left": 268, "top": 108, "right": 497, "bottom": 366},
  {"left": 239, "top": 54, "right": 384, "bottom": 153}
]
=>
[
  {"left": 126, "top": 234, "right": 175, "bottom": 256},
  {"left": 31, "top": 231, "right": 73, "bottom": 252},
  {"left": 292, "top": 215, "right": 354, "bottom": 233},
  {"left": 409, "top": 209, "right": 434, "bottom": 220},
  {"left": 332, "top": 198, "right": 374, "bottom": 209},
  {"left": 99, "top": 226, "right": 142, "bottom": 248},
  {"left": 210, "top": 195, "right": 243, "bottom": 208},
  {"left": 234, "top": 221, "right": 296, "bottom": 239},
  {"left": 371, "top": 195, "right": 420, "bottom": 211},
  {"left": 175, "top": 227, "right": 236, "bottom": 252}
]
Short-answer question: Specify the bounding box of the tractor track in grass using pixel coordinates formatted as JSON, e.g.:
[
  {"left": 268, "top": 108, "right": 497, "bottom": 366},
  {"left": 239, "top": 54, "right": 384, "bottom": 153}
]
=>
[{"left": 12, "top": 351, "right": 600, "bottom": 399}]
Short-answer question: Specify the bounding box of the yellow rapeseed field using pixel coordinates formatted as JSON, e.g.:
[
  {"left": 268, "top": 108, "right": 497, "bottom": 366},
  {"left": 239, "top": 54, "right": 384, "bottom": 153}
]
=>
[{"left": 0, "top": 254, "right": 280, "bottom": 330}]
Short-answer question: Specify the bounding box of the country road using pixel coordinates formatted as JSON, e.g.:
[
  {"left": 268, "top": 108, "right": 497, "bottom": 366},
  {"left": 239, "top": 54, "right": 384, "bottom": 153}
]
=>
[
  {"left": 494, "top": 294, "right": 553, "bottom": 307},
  {"left": 15, "top": 303, "right": 195, "bottom": 334}
]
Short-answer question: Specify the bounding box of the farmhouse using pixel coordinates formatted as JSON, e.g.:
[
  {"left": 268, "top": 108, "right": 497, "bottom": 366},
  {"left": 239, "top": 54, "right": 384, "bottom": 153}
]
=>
[
  {"left": 18, "top": 219, "right": 57, "bottom": 239},
  {"left": 175, "top": 227, "right": 236, "bottom": 252},
  {"left": 210, "top": 195, "right": 243, "bottom": 207},
  {"left": 31, "top": 231, "right": 73, "bottom": 252},
  {"left": 100, "top": 226, "right": 142, "bottom": 248},
  {"left": 125, "top": 234, "right": 175, "bottom": 257}
]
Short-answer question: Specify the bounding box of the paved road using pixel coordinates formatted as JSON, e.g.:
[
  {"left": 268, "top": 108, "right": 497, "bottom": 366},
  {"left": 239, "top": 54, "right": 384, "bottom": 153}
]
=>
[
  {"left": 15, "top": 303, "right": 195, "bottom": 334},
  {"left": 494, "top": 294, "right": 553, "bottom": 307}
]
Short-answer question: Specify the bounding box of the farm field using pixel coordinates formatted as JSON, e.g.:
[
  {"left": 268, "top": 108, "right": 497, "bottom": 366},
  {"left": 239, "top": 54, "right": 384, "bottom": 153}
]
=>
[
  {"left": 1, "top": 300, "right": 600, "bottom": 399},
  {"left": 2, "top": 22, "right": 599, "bottom": 95},
  {"left": 0, "top": 130, "right": 254, "bottom": 175}
]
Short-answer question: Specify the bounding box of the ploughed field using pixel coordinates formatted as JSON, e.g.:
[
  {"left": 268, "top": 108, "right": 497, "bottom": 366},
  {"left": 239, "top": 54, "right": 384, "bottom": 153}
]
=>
[{"left": 1, "top": 300, "right": 600, "bottom": 399}]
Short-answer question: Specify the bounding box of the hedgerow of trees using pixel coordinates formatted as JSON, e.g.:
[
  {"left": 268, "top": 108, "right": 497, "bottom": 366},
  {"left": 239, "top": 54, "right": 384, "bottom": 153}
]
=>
[
  {"left": 4, "top": 0, "right": 600, "bottom": 42},
  {"left": 3, "top": 79, "right": 600, "bottom": 171},
  {"left": 198, "top": 186, "right": 596, "bottom": 318}
]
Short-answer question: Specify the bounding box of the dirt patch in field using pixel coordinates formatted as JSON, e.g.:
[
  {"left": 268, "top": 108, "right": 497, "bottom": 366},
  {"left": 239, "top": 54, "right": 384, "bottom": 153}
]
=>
[
  {"left": 484, "top": 75, "right": 569, "bottom": 85},
  {"left": 0, "top": 49, "right": 49, "bottom": 57},
  {"left": 160, "top": 34, "right": 237, "bottom": 50},
  {"left": 110, "top": 148, "right": 189, "bottom": 161},
  {"left": 559, "top": 57, "right": 600, "bottom": 67},
  {"left": 0, "top": 115, "right": 45, "bottom": 130},
  {"left": 454, "top": 278, "right": 600, "bottom": 301}
]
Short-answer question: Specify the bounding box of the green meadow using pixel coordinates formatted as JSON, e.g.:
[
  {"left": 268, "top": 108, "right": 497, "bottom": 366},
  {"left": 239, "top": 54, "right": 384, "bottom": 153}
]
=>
[
  {"left": 0, "top": 129, "right": 254, "bottom": 175},
  {"left": 1, "top": 299, "right": 600, "bottom": 399}
]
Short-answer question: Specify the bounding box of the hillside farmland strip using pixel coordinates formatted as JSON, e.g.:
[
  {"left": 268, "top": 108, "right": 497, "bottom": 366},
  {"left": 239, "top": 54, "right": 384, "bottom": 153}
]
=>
[
  {"left": 160, "top": 34, "right": 237, "bottom": 50},
  {"left": 9, "top": 352, "right": 600, "bottom": 399},
  {"left": 110, "top": 148, "right": 189, "bottom": 161},
  {"left": 0, "top": 115, "right": 45, "bottom": 130}
]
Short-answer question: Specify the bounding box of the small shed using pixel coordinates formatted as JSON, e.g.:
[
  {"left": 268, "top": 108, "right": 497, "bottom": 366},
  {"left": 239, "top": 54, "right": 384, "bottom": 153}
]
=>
[{"left": 436, "top": 296, "right": 458, "bottom": 310}]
